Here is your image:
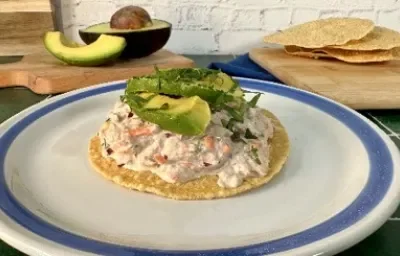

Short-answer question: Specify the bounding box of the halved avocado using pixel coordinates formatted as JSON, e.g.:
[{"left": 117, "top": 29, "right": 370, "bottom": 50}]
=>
[
  {"left": 79, "top": 19, "right": 171, "bottom": 59},
  {"left": 43, "top": 31, "right": 126, "bottom": 66},
  {"left": 125, "top": 93, "right": 211, "bottom": 136}
]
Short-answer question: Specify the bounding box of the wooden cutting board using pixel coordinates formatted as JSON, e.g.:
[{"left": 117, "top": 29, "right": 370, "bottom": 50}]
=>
[
  {"left": 0, "top": 0, "right": 55, "bottom": 56},
  {"left": 0, "top": 0, "right": 195, "bottom": 94},
  {"left": 249, "top": 47, "right": 400, "bottom": 110},
  {"left": 0, "top": 50, "right": 195, "bottom": 94}
]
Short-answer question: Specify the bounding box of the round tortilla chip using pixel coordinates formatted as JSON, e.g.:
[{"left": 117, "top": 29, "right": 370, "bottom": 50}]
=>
[
  {"left": 393, "top": 47, "right": 400, "bottom": 59},
  {"left": 319, "top": 48, "right": 394, "bottom": 63},
  {"left": 284, "top": 45, "right": 394, "bottom": 63},
  {"left": 284, "top": 45, "right": 334, "bottom": 60},
  {"left": 264, "top": 17, "right": 374, "bottom": 48},
  {"left": 88, "top": 109, "right": 290, "bottom": 200},
  {"left": 327, "top": 26, "right": 400, "bottom": 51}
]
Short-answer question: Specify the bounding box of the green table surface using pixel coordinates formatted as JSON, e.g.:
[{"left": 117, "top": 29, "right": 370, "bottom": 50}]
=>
[{"left": 0, "top": 55, "right": 399, "bottom": 256}]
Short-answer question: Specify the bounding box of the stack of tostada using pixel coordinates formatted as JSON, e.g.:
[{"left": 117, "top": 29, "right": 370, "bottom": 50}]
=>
[{"left": 263, "top": 17, "right": 400, "bottom": 63}]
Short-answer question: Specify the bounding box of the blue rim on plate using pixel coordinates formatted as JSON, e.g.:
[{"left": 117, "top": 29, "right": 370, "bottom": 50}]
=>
[{"left": 0, "top": 78, "right": 393, "bottom": 256}]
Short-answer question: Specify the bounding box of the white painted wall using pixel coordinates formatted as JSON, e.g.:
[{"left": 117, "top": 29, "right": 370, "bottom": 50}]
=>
[{"left": 59, "top": 0, "right": 400, "bottom": 54}]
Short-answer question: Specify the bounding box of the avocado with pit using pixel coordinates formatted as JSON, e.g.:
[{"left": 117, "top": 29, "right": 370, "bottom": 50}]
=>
[
  {"left": 126, "top": 68, "right": 244, "bottom": 106},
  {"left": 125, "top": 93, "right": 211, "bottom": 136},
  {"left": 79, "top": 5, "right": 171, "bottom": 59},
  {"left": 43, "top": 31, "right": 126, "bottom": 66}
]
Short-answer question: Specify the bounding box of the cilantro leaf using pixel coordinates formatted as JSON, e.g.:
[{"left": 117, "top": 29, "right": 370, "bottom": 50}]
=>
[
  {"left": 248, "top": 93, "right": 262, "bottom": 108},
  {"left": 250, "top": 147, "right": 261, "bottom": 165},
  {"left": 224, "top": 105, "right": 244, "bottom": 122},
  {"left": 244, "top": 129, "right": 258, "bottom": 139}
]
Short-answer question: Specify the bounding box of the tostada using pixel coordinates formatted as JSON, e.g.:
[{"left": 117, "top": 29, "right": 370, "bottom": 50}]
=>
[{"left": 88, "top": 68, "right": 290, "bottom": 200}]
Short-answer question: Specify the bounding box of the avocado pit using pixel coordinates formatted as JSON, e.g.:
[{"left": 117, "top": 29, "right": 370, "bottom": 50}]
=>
[{"left": 110, "top": 5, "right": 153, "bottom": 30}]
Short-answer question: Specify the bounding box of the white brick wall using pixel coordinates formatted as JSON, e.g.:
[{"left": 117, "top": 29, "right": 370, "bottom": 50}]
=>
[{"left": 59, "top": 0, "right": 400, "bottom": 54}]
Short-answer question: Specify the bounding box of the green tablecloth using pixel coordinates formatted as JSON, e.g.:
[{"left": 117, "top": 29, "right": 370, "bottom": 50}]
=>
[{"left": 0, "top": 55, "right": 399, "bottom": 256}]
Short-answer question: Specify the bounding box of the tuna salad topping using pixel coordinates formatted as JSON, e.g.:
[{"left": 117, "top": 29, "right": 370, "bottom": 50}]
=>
[{"left": 98, "top": 99, "right": 273, "bottom": 188}]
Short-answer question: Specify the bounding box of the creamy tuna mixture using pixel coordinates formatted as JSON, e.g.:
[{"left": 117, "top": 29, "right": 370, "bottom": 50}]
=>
[{"left": 98, "top": 100, "right": 274, "bottom": 188}]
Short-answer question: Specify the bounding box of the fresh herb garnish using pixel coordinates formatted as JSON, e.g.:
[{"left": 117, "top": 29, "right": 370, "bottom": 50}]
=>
[
  {"left": 226, "top": 118, "right": 236, "bottom": 131},
  {"left": 221, "top": 118, "right": 236, "bottom": 131},
  {"left": 157, "top": 76, "right": 162, "bottom": 90},
  {"left": 214, "top": 93, "right": 225, "bottom": 108},
  {"left": 228, "top": 80, "right": 239, "bottom": 93},
  {"left": 102, "top": 138, "right": 109, "bottom": 148},
  {"left": 230, "top": 131, "right": 246, "bottom": 143},
  {"left": 155, "top": 68, "right": 220, "bottom": 83},
  {"left": 154, "top": 65, "right": 162, "bottom": 90},
  {"left": 250, "top": 147, "right": 261, "bottom": 165},
  {"left": 230, "top": 131, "right": 241, "bottom": 142},
  {"left": 248, "top": 93, "right": 262, "bottom": 108},
  {"left": 242, "top": 89, "right": 261, "bottom": 94},
  {"left": 224, "top": 105, "right": 244, "bottom": 122},
  {"left": 244, "top": 129, "right": 258, "bottom": 139}
]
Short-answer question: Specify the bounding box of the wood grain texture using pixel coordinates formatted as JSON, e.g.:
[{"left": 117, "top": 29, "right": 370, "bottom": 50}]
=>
[
  {"left": 0, "top": 0, "right": 54, "bottom": 55},
  {"left": 0, "top": 0, "right": 52, "bottom": 12},
  {"left": 0, "top": 50, "right": 195, "bottom": 94},
  {"left": 249, "top": 48, "right": 400, "bottom": 110}
]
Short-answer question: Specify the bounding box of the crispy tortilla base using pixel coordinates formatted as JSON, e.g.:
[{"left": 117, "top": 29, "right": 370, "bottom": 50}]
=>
[
  {"left": 284, "top": 45, "right": 395, "bottom": 63},
  {"left": 263, "top": 17, "right": 374, "bottom": 48},
  {"left": 88, "top": 109, "right": 290, "bottom": 200}
]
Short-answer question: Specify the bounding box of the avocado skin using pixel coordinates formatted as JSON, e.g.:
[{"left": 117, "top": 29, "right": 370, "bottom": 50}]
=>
[
  {"left": 79, "top": 20, "right": 172, "bottom": 59},
  {"left": 48, "top": 52, "right": 122, "bottom": 67}
]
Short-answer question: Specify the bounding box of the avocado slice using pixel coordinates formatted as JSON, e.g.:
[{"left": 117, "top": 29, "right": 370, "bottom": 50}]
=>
[
  {"left": 79, "top": 19, "right": 171, "bottom": 59},
  {"left": 126, "top": 68, "right": 244, "bottom": 106},
  {"left": 43, "top": 31, "right": 126, "bottom": 66},
  {"left": 125, "top": 93, "right": 211, "bottom": 136}
]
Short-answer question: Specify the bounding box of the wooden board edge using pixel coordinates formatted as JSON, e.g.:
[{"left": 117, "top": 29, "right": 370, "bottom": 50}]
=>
[
  {"left": 249, "top": 48, "right": 318, "bottom": 93},
  {"left": 28, "top": 54, "right": 196, "bottom": 94},
  {"left": 249, "top": 48, "right": 400, "bottom": 110}
]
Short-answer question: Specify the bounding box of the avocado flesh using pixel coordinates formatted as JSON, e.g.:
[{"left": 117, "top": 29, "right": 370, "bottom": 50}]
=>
[
  {"left": 43, "top": 31, "right": 126, "bottom": 66},
  {"left": 82, "top": 19, "right": 169, "bottom": 33},
  {"left": 125, "top": 93, "right": 211, "bottom": 136},
  {"left": 126, "top": 68, "right": 244, "bottom": 105}
]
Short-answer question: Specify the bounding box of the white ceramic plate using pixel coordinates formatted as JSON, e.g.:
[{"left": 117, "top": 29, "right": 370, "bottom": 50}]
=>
[{"left": 0, "top": 78, "right": 399, "bottom": 256}]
